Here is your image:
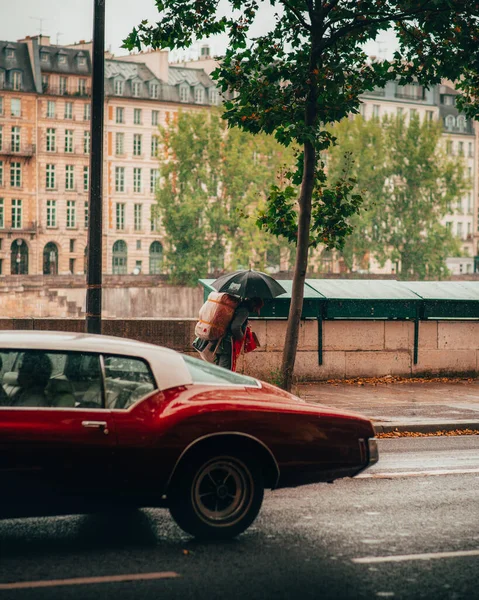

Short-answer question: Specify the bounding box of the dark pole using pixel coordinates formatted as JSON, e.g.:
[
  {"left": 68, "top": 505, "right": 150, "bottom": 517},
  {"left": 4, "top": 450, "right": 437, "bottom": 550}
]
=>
[{"left": 86, "top": 0, "right": 105, "bottom": 334}]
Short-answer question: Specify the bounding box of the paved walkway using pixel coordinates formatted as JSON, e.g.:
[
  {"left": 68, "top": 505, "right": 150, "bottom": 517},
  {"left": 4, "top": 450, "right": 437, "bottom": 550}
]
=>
[{"left": 295, "top": 379, "right": 479, "bottom": 433}]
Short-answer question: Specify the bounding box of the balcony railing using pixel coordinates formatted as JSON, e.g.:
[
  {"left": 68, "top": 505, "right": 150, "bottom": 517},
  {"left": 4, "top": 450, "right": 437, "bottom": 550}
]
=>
[
  {"left": 0, "top": 220, "right": 38, "bottom": 233},
  {"left": 0, "top": 81, "right": 23, "bottom": 92},
  {"left": 0, "top": 143, "right": 36, "bottom": 157},
  {"left": 42, "top": 84, "right": 91, "bottom": 98}
]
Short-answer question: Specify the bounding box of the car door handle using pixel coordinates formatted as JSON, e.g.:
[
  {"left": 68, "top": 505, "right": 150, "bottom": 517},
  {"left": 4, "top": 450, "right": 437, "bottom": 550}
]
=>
[{"left": 81, "top": 421, "right": 109, "bottom": 435}]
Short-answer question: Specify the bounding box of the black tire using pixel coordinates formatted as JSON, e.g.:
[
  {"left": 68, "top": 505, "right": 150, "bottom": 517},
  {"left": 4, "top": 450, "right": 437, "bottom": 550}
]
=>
[{"left": 168, "top": 451, "right": 264, "bottom": 540}]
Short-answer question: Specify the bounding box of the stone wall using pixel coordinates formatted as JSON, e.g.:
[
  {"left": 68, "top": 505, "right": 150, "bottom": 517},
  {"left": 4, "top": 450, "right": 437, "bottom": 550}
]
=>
[{"left": 1, "top": 317, "right": 477, "bottom": 381}]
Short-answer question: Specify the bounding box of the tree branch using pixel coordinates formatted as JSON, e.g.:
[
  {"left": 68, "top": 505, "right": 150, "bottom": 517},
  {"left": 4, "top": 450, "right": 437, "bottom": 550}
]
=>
[
  {"left": 321, "top": 4, "right": 456, "bottom": 51},
  {"left": 283, "top": 0, "right": 311, "bottom": 31}
]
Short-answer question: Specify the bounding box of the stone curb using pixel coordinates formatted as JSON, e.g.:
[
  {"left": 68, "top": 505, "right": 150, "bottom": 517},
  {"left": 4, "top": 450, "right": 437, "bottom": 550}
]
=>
[{"left": 373, "top": 421, "right": 479, "bottom": 434}]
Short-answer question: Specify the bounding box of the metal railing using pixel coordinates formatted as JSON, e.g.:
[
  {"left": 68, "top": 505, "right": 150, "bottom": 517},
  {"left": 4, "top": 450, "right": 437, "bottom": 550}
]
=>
[
  {"left": 42, "top": 84, "right": 91, "bottom": 97},
  {"left": 0, "top": 143, "right": 36, "bottom": 157}
]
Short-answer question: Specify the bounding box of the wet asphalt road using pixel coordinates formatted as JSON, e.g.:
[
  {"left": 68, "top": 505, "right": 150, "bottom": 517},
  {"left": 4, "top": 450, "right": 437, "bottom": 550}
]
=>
[{"left": 1, "top": 436, "right": 479, "bottom": 600}]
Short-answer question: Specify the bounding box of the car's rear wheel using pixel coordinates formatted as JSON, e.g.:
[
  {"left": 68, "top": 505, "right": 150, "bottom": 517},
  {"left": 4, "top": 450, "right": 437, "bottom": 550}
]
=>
[{"left": 169, "top": 451, "right": 264, "bottom": 540}]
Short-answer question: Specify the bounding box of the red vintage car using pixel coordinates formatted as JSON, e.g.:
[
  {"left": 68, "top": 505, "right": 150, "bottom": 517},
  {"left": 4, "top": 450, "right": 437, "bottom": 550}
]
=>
[{"left": 0, "top": 331, "right": 378, "bottom": 539}]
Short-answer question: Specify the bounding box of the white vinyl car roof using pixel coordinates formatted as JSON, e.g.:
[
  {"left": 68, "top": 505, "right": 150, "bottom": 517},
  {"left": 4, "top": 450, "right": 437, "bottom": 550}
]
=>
[{"left": 0, "top": 330, "right": 193, "bottom": 392}]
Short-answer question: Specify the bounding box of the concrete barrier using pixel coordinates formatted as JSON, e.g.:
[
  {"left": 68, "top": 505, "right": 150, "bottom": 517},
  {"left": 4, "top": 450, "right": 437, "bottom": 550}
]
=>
[{"left": 0, "top": 318, "right": 477, "bottom": 381}]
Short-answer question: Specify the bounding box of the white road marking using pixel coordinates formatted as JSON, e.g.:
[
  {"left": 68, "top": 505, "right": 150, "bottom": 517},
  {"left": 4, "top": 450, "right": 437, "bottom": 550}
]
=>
[
  {"left": 0, "top": 571, "right": 180, "bottom": 590},
  {"left": 357, "top": 467, "right": 479, "bottom": 479},
  {"left": 353, "top": 549, "right": 479, "bottom": 564}
]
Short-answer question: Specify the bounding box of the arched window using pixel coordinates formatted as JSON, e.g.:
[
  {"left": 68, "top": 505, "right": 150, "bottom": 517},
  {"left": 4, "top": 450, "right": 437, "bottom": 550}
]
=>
[
  {"left": 445, "top": 115, "right": 455, "bottom": 130},
  {"left": 457, "top": 115, "right": 466, "bottom": 132},
  {"left": 112, "top": 240, "right": 127, "bottom": 274},
  {"left": 43, "top": 242, "right": 58, "bottom": 275},
  {"left": 149, "top": 241, "right": 163, "bottom": 274},
  {"left": 10, "top": 239, "right": 28, "bottom": 275}
]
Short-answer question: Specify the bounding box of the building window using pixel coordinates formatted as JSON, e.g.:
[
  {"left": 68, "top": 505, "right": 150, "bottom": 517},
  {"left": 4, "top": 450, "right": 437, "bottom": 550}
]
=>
[
  {"left": 66, "top": 200, "right": 76, "bottom": 228},
  {"left": 69, "top": 239, "right": 75, "bottom": 252},
  {"left": 11, "top": 199, "right": 22, "bottom": 229},
  {"left": 0, "top": 198, "right": 3, "bottom": 228},
  {"left": 47, "top": 100, "right": 56, "bottom": 118},
  {"left": 150, "top": 168, "right": 159, "bottom": 194},
  {"left": 11, "top": 126, "right": 20, "bottom": 152},
  {"left": 194, "top": 87, "right": 204, "bottom": 103},
  {"left": 467, "top": 193, "right": 473, "bottom": 214},
  {"left": 133, "top": 168, "right": 142, "bottom": 193},
  {"left": 210, "top": 89, "right": 218, "bottom": 105},
  {"left": 152, "top": 110, "right": 159, "bottom": 126},
  {"left": 136, "top": 239, "right": 141, "bottom": 250},
  {"left": 0, "top": 97, "right": 3, "bottom": 115},
  {"left": 115, "top": 167, "right": 125, "bottom": 192},
  {"left": 445, "top": 115, "right": 455, "bottom": 130},
  {"left": 150, "top": 206, "right": 158, "bottom": 232},
  {"left": 10, "top": 98, "right": 21, "bottom": 117},
  {"left": 446, "top": 221, "right": 453, "bottom": 232},
  {"left": 132, "top": 81, "right": 141, "bottom": 97},
  {"left": 134, "top": 108, "right": 142, "bottom": 125},
  {"left": 84, "top": 201, "right": 89, "bottom": 228},
  {"left": 46, "top": 200, "right": 57, "bottom": 227},
  {"left": 151, "top": 135, "right": 159, "bottom": 157},
  {"left": 46, "top": 164, "right": 55, "bottom": 189},
  {"left": 0, "top": 127, "right": 2, "bottom": 151},
  {"left": 59, "top": 76, "right": 68, "bottom": 95},
  {"left": 42, "top": 73, "right": 49, "bottom": 91},
  {"left": 114, "top": 79, "right": 124, "bottom": 96},
  {"left": 372, "top": 105, "right": 380, "bottom": 118},
  {"left": 469, "top": 142, "right": 473, "bottom": 158},
  {"left": 116, "top": 203, "right": 125, "bottom": 230},
  {"left": 467, "top": 222, "right": 472, "bottom": 238},
  {"left": 134, "top": 203, "right": 142, "bottom": 231},
  {"left": 84, "top": 103, "right": 91, "bottom": 121},
  {"left": 457, "top": 222, "right": 463, "bottom": 239},
  {"left": 426, "top": 110, "right": 434, "bottom": 121},
  {"left": 65, "top": 129, "right": 74, "bottom": 153},
  {"left": 409, "top": 108, "right": 418, "bottom": 120},
  {"left": 58, "top": 53, "right": 67, "bottom": 65},
  {"left": 446, "top": 140, "right": 453, "bottom": 155},
  {"left": 64, "top": 102, "right": 73, "bottom": 119},
  {"left": 112, "top": 240, "right": 127, "bottom": 274},
  {"left": 83, "top": 130, "right": 90, "bottom": 154},
  {"left": 6, "top": 48, "right": 14, "bottom": 59},
  {"left": 0, "top": 161, "right": 3, "bottom": 186},
  {"left": 69, "top": 258, "right": 76, "bottom": 273},
  {"left": 150, "top": 83, "right": 159, "bottom": 99},
  {"left": 65, "top": 165, "right": 74, "bottom": 191},
  {"left": 83, "top": 166, "right": 89, "bottom": 192},
  {"left": 149, "top": 241, "right": 163, "bottom": 274},
  {"left": 115, "top": 132, "right": 124, "bottom": 156},
  {"left": 458, "top": 141, "right": 464, "bottom": 156},
  {"left": 115, "top": 106, "right": 124, "bottom": 123},
  {"left": 46, "top": 128, "right": 56, "bottom": 152},
  {"left": 133, "top": 134, "right": 142, "bottom": 156},
  {"left": 457, "top": 115, "right": 466, "bottom": 132},
  {"left": 11, "top": 71, "right": 22, "bottom": 91},
  {"left": 180, "top": 86, "right": 189, "bottom": 102},
  {"left": 10, "top": 162, "right": 21, "bottom": 187},
  {"left": 78, "top": 79, "right": 87, "bottom": 95}
]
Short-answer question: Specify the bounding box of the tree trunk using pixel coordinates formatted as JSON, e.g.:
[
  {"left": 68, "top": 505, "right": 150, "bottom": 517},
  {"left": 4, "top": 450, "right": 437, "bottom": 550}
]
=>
[{"left": 280, "top": 137, "right": 316, "bottom": 391}]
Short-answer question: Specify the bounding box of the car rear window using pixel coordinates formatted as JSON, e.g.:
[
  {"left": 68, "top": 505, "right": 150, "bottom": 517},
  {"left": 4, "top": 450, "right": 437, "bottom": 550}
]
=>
[{"left": 183, "top": 355, "right": 260, "bottom": 387}]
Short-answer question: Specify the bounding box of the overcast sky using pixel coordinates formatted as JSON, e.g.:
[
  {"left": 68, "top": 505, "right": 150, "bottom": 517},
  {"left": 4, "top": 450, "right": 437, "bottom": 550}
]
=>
[{"left": 0, "top": 0, "right": 398, "bottom": 61}]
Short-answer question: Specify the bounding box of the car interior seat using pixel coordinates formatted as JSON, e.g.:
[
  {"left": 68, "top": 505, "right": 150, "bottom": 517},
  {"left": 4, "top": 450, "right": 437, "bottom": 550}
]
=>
[
  {"left": 46, "top": 378, "right": 76, "bottom": 408},
  {"left": 15, "top": 352, "right": 53, "bottom": 407}
]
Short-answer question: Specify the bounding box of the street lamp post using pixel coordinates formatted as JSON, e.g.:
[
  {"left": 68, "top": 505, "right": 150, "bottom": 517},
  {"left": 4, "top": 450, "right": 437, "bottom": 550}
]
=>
[{"left": 86, "top": 0, "right": 105, "bottom": 334}]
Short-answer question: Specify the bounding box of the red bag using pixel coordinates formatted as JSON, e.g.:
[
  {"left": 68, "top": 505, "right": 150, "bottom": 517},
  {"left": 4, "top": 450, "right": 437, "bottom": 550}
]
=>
[{"left": 244, "top": 326, "right": 260, "bottom": 354}]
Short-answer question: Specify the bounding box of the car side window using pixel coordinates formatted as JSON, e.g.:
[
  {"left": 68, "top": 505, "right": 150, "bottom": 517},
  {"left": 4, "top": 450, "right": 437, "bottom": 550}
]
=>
[
  {"left": 103, "top": 354, "right": 156, "bottom": 409},
  {"left": 0, "top": 350, "right": 103, "bottom": 409}
]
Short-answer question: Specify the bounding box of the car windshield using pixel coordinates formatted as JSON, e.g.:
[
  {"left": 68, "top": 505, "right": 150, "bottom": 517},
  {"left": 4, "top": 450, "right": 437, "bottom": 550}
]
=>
[{"left": 183, "top": 355, "right": 259, "bottom": 387}]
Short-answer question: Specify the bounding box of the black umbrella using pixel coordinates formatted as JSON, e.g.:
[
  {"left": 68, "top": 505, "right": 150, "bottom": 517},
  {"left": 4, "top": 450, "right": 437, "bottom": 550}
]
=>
[{"left": 212, "top": 269, "right": 286, "bottom": 299}]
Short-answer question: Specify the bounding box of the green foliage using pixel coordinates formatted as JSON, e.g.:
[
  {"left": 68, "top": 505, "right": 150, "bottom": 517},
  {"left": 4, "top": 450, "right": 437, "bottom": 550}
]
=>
[
  {"left": 157, "top": 109, "right": 295, "bottom": 285},
  {"left": 125, "top": 0, "right": 479, "bottom": 256},
  {"left": 326, "top": 114, "right": 468, "bottom": 279}
]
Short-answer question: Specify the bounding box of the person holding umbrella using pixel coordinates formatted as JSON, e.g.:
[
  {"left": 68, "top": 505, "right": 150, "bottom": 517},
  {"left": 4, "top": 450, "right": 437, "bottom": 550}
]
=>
[
  {"left": 209, "top": 270, "right": 286, "bottom": 371},
  {"left": 213, "top": 296, "right": 264, "bottom": 371}
]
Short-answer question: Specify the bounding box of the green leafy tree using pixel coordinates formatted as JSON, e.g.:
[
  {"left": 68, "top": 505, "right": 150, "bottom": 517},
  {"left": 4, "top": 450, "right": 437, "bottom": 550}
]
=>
[
  {"left": 125, "top": 0, "right": 479, "bottom": 390},
  {"left": 327, "top": 114, "right": 467, "bottom": 279},
  {"left": 157, "top": 109, "right": 294, "bottom": 284}
]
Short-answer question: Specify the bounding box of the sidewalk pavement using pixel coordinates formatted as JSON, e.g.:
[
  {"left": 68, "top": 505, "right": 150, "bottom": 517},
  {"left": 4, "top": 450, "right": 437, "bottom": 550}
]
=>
[{"left": 294, "top": 379, "right": 479, "bottom": 434}]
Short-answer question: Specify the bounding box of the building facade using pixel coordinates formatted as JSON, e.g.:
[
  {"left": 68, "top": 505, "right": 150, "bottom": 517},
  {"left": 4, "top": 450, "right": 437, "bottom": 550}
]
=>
[
  {"left": 358, "top": 80, "right": 477, "bottom": 275},
  {"left": 0, "top": 37, "right": 218, "bottom": 276}
]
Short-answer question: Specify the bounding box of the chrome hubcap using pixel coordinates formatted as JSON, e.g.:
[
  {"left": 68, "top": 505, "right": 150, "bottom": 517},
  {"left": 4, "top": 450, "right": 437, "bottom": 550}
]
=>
[{"left": 192, "top": 458, "right": 253, "bottom": 527}]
